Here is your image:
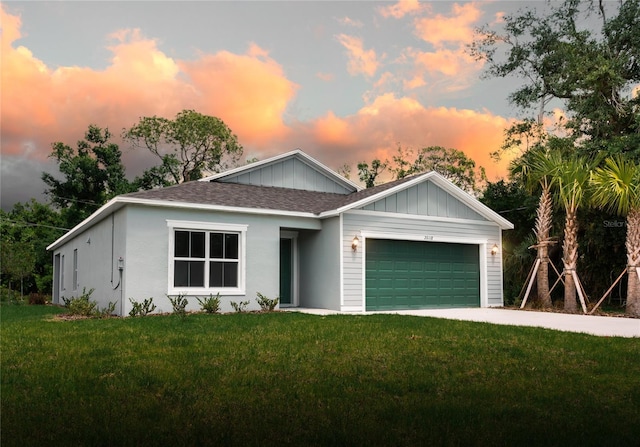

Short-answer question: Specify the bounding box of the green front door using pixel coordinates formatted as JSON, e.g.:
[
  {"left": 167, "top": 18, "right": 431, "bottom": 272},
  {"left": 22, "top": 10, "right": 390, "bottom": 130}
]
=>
[
  {"left": 366, "top": 239, "right": 480, "bottom": 311},
  {"left": 280, "top": 238, "right": 292, "bottom": 305}
]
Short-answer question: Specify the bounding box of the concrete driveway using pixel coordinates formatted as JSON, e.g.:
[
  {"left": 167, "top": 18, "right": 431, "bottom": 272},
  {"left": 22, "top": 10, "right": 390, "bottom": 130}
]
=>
[{"left": 287, "top": 307, "right": 640, "bottom": 338}]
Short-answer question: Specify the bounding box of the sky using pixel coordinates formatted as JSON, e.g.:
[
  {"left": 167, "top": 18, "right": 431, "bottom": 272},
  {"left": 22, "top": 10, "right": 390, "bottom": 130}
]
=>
[{"left": 1, "top": 0, "right": 540, "bottom": 210}]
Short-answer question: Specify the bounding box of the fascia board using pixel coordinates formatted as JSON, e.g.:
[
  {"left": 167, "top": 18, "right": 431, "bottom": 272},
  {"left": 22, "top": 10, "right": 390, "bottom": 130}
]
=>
[{"left": 46, "top": 197, "right": 124, "bottom": 251}]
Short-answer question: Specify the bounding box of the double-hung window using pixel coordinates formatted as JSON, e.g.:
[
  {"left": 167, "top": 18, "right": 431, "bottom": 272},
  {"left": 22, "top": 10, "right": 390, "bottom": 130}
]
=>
[{"left": 168, "top": 221, "right": 246, "bottom": 295}]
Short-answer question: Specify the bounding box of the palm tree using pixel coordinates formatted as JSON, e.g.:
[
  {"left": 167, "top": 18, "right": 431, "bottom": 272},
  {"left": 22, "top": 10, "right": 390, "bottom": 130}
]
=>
[
  {"left": 590, "top": 155, "right": 640, "bottom": 317},
  {"left": 510, "top": 148, "right": 561, "bottom": 308},
  {"left": 553, "top": 155, "right": 593, "bottom": 313}
]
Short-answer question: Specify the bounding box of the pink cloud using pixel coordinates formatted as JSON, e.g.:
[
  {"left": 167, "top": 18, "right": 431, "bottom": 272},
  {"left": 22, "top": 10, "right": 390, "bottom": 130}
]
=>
[
  {"left": 414, "top": 2, "right": 482, "bottom": 47},
  {"left": 403, "top": 47, "right": 484, "bottom": 92},
  {"left": 378, "top": 0, "right": 424, "bottom": 19},
  {"left": 288, "top": 94, "right": 514, "bottom": 182},
  {"left": 1, "top": 4, "right": 296, "bottom": 169},
  {"left": 1, "top": 4, "right": 513, "bottom": 206},
  {"left": 337, "top": 16, "right": 364, "bottom": 28},
  {"left": 336, "top": 34, "right": 380, "bottom": 77},
  {"left": 316, "top": 72, "right": 335, "bottom": 82}
]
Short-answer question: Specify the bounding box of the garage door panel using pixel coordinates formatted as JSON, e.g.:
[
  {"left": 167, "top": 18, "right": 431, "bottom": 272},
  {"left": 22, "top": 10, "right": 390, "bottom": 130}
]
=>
[{"left": 366, "top": 239, "right": 480, "bottom": 311}]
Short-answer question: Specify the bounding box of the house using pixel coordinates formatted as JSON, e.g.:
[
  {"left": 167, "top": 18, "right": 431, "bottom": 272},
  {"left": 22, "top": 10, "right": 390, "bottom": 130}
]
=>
[{"left": 47, "top": 150, "right": 514, "bottom": 316}]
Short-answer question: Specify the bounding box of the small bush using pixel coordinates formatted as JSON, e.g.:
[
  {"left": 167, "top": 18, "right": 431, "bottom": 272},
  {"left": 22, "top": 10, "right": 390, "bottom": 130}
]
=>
[
  {"left": 129, "top": 297, "right": 156, "bottom": 317},
  {"left": 197, "top": 293, "right": 221, "bottom": 314},
  {"left": 168, "top": 294, "right": 188, "bottom": 318},
  {"left": 63, "top": 288, "right": 98, "bottom": 317},
  {"left": 28, "top": 293, "right": 49, "bottom": 305},
  {"left": 256, "top": 292, "right": 279, "bottom": 312},
  {"left": 61, "top": 288, "right": 116, "bottom": 318},
  {"left": 1, "top": 286, "right": 24, "bottom": 304},
  {"left": 95, "top": 301, "right": 117, "bottom": 318},
  {"left": 230, "top": 300, "right": 249, "bottom": 313}
]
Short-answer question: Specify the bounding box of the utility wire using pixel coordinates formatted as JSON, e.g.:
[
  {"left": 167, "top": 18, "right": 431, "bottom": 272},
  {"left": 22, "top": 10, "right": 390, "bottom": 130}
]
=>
[{"left": 1, "top": 219, "right": 70, "bottom": 232}]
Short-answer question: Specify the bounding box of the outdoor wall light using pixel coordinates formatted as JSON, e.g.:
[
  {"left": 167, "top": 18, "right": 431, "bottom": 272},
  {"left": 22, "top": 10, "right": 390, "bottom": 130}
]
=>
[
  {"left": 352, "top": 235, "right": 360, "bottom": 252},
  {"left": 491, "top": 244, "right": 499, "bottom": 256}
]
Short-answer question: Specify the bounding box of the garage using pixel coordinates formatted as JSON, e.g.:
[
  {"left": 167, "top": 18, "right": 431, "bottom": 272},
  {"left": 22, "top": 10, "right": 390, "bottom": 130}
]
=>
[{"left": 365, "top": 238, "right": 480, "bottom": 311}]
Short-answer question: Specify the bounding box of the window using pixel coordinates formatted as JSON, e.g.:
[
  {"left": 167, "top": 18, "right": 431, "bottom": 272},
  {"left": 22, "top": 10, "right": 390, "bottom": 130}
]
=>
[
  {"left": 72, "top": 249, "right": 78, "bottom": 291},
  {"left": 168, "top": 221, "right": 246, "bottom": 294},
  {"left": 61, "top": 254, "right": 65, "bottom": 291}
]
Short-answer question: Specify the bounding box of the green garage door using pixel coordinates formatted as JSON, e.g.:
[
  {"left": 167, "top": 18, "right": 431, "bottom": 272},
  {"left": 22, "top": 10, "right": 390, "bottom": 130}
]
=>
[{"left": 366, "top": 239, "right": 480, "bottom": 311}]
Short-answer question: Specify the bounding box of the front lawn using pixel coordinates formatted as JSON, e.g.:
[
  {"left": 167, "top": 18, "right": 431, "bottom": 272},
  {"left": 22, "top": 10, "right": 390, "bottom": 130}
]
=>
[{"left": 1, "top": 305, "right": 639, "bottom": 446}]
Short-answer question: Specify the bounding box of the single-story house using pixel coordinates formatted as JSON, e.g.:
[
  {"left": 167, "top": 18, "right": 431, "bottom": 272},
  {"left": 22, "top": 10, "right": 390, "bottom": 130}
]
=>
[{"left": 47, "top": 150, "right": 513, "bottom": 316}]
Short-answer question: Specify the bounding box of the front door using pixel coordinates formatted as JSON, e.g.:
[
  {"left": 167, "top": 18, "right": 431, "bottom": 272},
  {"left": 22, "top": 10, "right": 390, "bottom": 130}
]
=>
[{"left": 280, "top": 238, "right": 293, "bottom": 305}]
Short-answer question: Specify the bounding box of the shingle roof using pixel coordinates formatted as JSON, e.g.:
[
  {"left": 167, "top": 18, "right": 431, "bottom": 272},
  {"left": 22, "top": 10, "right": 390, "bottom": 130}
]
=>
[{"left": 122, "top": 174, "right": 424, "bottom": 215}]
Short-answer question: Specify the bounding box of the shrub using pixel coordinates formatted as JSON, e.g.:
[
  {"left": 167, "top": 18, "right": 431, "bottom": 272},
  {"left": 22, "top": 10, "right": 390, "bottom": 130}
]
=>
[
  {"left": 230, "top": 300, "right": 249, "bottom": 313},
  {"left": 256, "top": 292, "right": 279, "bottom": 312},
  {"left": 129, "top": 297, "right": 156, "bottom": 317},
  {"left": 95, "top": 301, "right": 117, "bottom": 318},
  {"left": 62, "top": 288, "right": 116, "bottom": 318},
  {"left": 197, "top": 293, "right": 221, "bottom": 314},
  {"left": 1, "top": 286, "right": 24, "bottom": 304},
  {"left": 28, "top": 293, "right": 49, "bottom": 305},
  {"left": 168, "top": 294, "right": 188, "bottom": 318},
  {"left": 63, "top": 288, "right": 98, "bottom": 317}
]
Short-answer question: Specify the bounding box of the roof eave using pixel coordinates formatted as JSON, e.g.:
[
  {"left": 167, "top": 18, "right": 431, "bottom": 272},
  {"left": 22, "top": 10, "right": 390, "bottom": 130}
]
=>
[{"left": 47, "top": 196, "right": 322, "bottom": 251}]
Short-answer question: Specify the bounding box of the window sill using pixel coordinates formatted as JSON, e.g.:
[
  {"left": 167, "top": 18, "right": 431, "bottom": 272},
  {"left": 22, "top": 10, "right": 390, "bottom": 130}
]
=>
[{"left": 167, "top": 287, "right": 245, "bottom": 297}]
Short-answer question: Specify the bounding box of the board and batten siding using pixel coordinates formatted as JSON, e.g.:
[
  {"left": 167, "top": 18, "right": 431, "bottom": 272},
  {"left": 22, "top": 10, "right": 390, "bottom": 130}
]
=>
[
  {"left": 361, "top": 180, "right": 487, "bottom": 221},
  {"left": 342, "top": 211, "right": 504, "bottom": 311},
  {"left": 218, "top": 157, "right": 353, "bottom": 194}
]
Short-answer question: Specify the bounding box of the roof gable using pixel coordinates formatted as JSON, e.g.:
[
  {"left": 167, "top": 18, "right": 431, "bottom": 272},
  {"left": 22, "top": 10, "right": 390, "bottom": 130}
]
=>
[
  {"left": 200, "top": 149, "right": 360, "bottom": 194},
  {"left": 360, "top": 179, "right": 486, "bottom": 221},
  {"left": 321, "top": 172, "right": 513, "bottom": 230}
]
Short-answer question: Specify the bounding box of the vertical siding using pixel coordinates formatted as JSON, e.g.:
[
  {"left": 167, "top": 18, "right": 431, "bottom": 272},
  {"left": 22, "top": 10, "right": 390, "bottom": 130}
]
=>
[
  {"left": 362, "top": 180, "right": 487, "bottom": 221},
  {"left": 342, "top": 211, "right": 504, "bottom": 310},
  {"left": 218, "top": 157, "right": 353, "bottom": 194}
]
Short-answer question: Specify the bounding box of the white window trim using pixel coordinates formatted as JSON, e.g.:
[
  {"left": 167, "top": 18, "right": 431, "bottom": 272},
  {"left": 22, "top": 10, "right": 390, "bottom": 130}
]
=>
[
  {"left": 72, "top": 249, "right": 78, "bottom": 291},
  {"left": 167, "top": 220, "right": 247, "bottom": 296},
  {"left": 61, "top": 254, "right": 65, "bottom": 291}
]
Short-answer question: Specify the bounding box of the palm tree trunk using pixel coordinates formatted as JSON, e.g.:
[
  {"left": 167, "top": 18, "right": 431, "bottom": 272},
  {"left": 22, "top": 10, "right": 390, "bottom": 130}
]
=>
[
  {"left": 626, "top": 207, "right": 640, "bottom": 317},
  {"left": 537, "top": 245, "right": 551, "bottom": 307},
  {"left": 563, "top": 207, "right": 579, "bottom": 312},
  {"left": 535, "top": 186, "right": 553, "bottom": 308}
]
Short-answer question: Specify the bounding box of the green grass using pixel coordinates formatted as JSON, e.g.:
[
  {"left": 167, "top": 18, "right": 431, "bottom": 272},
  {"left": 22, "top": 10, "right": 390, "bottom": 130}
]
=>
[{"left": 2, "top": 305, "right": 639, "bottom": 446}]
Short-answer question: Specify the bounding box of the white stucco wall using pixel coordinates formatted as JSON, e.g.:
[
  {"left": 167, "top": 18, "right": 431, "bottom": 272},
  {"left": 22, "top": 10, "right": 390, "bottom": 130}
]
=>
[
  {"left": 122, "top": 205, "right": 321, "bottom": 315},
  {"left": 298, "top": 216, "right": 341, "bottom": 310},
  {"left": 52, "top": 209, "right": 127, "bottom": 314}
]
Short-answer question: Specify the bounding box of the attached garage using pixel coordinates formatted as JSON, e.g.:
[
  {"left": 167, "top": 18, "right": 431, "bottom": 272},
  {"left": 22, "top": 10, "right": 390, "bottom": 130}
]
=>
[{"left": 365, "top": 239, "right": 480, "bottom": 310}]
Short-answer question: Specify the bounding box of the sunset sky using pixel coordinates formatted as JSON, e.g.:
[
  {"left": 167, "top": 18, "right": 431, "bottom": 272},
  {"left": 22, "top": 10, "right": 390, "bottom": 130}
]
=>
[{"left": 1, "top": 1, "right": 537, "bottom": 209}]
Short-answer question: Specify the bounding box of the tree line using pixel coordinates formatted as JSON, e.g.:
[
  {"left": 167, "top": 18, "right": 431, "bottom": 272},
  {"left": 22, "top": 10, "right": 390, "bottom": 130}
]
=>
[{"left": 1, "top": 110, "right": 242, "bottom": 298}]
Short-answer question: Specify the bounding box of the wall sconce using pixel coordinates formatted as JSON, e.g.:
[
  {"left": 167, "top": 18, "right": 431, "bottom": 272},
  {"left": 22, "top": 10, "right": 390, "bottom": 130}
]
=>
[
  {"left": 352, "top": 235, "right": 360, "bottom": 252},
  {"left": 491, "top": 244, "right": 499, "bottom": 256}
]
